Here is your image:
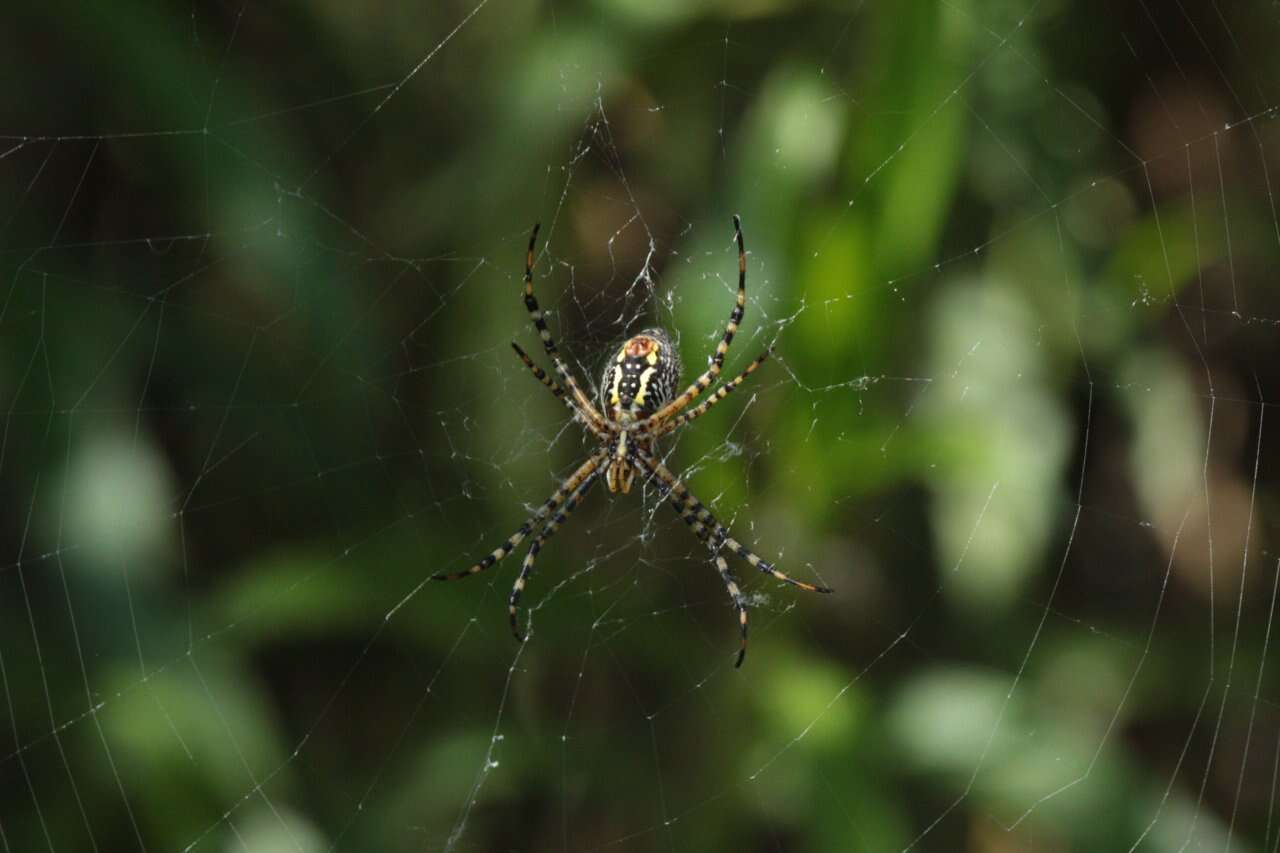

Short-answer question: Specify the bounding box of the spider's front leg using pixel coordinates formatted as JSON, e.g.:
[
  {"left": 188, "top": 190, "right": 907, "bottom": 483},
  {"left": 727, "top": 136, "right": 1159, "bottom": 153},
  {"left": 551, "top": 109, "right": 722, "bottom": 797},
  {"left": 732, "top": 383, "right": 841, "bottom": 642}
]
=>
[
  {"left": 508, "top": 468, "right": 601, "bottom": 641},
  {"left": 636, "top": 448, "right": 832, "bottom": 593},
  {"left": 432, "top": 451, "right": 606, "bottom": 583},
  {"left": 631, "top": 446, "right": 832, "bottom": 667}
]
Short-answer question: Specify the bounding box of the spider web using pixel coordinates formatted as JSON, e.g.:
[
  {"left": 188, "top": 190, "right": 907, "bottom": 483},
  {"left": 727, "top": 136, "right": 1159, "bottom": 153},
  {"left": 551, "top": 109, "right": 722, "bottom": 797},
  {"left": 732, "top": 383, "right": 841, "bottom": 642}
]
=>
[{"left": 2, "top": 1, "right": 1280, "bottom": 850}]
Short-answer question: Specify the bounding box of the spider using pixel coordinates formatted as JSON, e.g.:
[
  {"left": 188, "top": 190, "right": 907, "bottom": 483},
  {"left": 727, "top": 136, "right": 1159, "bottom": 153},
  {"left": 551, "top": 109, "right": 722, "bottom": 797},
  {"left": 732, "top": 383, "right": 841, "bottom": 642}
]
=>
[{"left": 433, "top": 216, "right": 832, "bottom": 667}]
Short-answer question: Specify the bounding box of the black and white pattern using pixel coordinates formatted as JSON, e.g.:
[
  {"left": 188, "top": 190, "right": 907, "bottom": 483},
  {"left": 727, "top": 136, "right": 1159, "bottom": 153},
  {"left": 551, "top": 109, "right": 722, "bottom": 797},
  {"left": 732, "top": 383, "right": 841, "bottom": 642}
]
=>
[
  {"left": 434, "top": 217, "right": 832, "bottom": 667},
  {"left": 598, "top": 327, "right": 682, "bottom": 419}
]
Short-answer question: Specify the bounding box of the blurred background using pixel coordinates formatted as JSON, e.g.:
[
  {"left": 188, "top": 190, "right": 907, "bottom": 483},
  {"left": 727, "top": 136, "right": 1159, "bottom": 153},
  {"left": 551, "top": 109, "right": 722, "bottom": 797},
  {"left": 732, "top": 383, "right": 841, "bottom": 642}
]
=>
[{"left": 2, "top": 0, "right": 1280, "bottom": 850}]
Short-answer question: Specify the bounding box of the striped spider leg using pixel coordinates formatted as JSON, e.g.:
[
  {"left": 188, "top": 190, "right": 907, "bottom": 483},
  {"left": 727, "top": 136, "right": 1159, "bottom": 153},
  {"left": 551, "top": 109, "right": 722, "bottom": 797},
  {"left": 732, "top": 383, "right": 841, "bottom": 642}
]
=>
[
  {"left": 432, "top": 452, "right": 606, "bottom": 584},
  {"left": 634, "top": 214, "right": 748, "bottom": 435},
  {"left": 510, "top": 341, "right": 609, "bottom": 438},
  {"left": 631, "top": 446, "right": 833, "bottom": 667},
  {"left": 510, "top": 341, "right": 565, "bottom": 402},
  {"left": 653, "top": 346, "right": 771, "bottom": 437},
  {"left": 507, "top": 466, "right": 602, "bottom": 641},
  {"left": 433, "top": 227, "right": 611, "bottom": 634},
  {"left": 520, "top": 224, "right": 612, "bottom": 437}
]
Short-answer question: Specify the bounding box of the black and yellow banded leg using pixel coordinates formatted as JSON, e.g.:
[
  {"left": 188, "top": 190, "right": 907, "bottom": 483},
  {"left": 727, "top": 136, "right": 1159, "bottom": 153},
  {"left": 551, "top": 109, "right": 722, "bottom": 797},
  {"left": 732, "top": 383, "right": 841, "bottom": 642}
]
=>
[
  {"left": 677, "top": 479, "right": 833, "bottom": 594},
  {"left": 714, "top": 554, "right": 750, "bottom": 667},
  {"left": 642, "top": 216, "right": 748, "bottom": 428},
  {"left": 511, "top": 342, "right": 609, "bottom": 439},
  {"left": 520, "top": 224, "right": 609, "bottom": 432},
  {"left": 634, "top": 448, "right": 834, "bottom": 595},
  {"left": 655, "top": 347, "right": 771, "bottom": 437},
  {"left": 646, "top": 464, "right": 751, "bottom": 666},
  {"left": 432, "top": 452, "right": 606, "bottom": 583},
  {"left": 512, "top": 341, "right": 565, "bottom": 399},
  {"left": 509, "top": 469, "right": 601, "bottom": 641}
]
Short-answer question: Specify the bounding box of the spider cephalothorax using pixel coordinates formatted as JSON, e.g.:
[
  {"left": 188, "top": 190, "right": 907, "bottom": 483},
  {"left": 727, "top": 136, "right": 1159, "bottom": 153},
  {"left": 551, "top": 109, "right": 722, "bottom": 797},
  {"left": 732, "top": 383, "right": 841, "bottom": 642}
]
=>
[{"left": 433, "top": 217, "right": 832, "bottom": 667}]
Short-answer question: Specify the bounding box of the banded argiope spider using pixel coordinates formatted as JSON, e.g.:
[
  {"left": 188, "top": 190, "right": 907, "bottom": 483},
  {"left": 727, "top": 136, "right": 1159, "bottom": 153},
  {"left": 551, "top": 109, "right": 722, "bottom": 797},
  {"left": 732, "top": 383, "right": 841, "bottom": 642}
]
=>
[{"left": 434, "top": 217, "right": 832, "bottom": 667}]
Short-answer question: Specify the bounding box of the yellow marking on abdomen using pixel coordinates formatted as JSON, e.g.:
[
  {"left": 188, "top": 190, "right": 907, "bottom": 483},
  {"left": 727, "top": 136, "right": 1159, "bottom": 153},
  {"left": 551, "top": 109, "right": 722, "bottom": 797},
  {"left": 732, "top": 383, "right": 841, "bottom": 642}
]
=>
[
  {"left": 609, "top": 351, "right": 625, "bottom": 406},
  {"left": 633, "top": 364, "right": 657, "bottom": 406}
]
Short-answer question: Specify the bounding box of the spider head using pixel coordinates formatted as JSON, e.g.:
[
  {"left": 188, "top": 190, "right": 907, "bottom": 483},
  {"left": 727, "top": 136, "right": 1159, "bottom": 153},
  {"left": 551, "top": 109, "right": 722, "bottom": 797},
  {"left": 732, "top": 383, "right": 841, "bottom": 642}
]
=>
[{"left": 600, "top": 328, "right": 682, "bottom": 421}]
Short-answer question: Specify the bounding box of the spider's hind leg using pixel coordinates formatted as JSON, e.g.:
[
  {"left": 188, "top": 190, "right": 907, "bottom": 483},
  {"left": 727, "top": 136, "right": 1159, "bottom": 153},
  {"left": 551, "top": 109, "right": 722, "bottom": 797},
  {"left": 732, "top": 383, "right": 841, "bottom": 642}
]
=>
[{"left": 519, "top": 224, "right": 608, "bottom": 432}]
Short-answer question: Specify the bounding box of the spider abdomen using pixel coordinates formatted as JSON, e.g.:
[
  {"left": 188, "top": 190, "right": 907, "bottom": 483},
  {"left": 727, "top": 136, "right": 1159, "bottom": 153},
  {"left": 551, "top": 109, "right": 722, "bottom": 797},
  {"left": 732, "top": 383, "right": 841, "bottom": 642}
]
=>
[{"left": 600, "top": 328, "right": 682, "bottom": 419}]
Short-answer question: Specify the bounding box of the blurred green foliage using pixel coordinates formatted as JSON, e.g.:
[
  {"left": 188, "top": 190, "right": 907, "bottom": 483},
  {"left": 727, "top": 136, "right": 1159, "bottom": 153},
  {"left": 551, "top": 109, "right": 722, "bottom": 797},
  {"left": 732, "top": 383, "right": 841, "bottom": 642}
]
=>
[{"left": 2, "top": 0, "right": 1280, "bottom": 851}]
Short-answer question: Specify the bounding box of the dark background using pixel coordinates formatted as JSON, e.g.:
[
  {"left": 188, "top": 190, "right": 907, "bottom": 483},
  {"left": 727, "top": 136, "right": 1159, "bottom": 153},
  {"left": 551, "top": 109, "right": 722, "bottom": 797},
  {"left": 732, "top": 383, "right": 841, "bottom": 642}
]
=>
[{"left": 3, "top": 1, "right": 1280, "bottom": 850}]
